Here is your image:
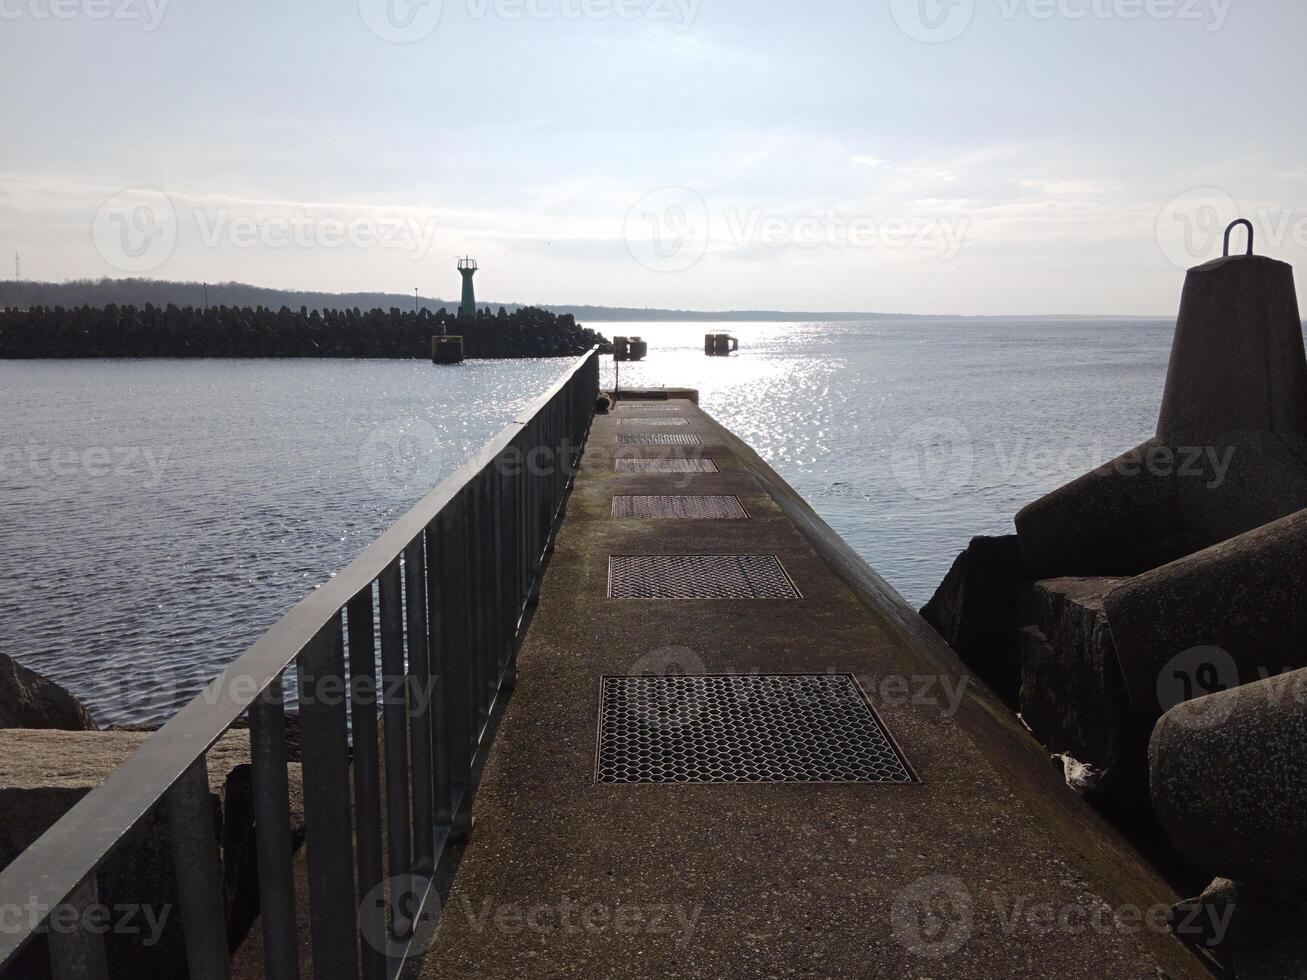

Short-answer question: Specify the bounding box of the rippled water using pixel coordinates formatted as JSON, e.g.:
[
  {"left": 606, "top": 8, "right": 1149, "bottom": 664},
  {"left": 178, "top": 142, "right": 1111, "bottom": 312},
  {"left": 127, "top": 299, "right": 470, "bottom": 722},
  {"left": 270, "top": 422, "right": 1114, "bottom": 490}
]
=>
[
  {"left": 0, "top": 358, "right": 570, "bottom": 724},
  {"left": 607, "top": 318, "right": 1176, "bottom": 601},
  {"left": 1, "top": 322, "right": 1179, "bottom": 724}
]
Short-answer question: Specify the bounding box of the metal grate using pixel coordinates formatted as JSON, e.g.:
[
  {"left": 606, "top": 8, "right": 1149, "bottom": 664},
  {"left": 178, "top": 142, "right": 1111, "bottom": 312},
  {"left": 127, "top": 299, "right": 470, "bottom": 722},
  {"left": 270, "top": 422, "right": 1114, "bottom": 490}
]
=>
[
  {"left": 615, "top": 458, "right": 719, "bottom": 474},
  {"left": 596, "top": 675, "right": 914, "bottom": 784},
  {"left": 608, "top": 555, "right": 799, "bottom": 599},
  {"left": 618, "top": 403, "right": 682, "bottom": 411},
  {"left": 616, "top": 417, "right": 690, "bottom": 426},
  {"left": 613, "top": 495, "right": 748, "bottom": 519},
  {"left": 618, "top": 433, "right": 702, "bottom": 446}
]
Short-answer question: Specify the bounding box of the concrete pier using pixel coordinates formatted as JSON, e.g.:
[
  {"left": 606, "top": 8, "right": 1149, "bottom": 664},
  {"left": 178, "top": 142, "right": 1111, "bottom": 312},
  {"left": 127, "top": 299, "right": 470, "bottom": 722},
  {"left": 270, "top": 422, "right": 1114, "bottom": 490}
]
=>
[{"left": 416, "top": 395, "right": 1215, "bottom": 979}]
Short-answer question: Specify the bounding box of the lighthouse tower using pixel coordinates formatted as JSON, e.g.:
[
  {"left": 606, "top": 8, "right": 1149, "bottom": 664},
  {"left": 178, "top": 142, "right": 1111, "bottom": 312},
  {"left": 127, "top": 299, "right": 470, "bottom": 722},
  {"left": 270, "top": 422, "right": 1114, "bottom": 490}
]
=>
[{"left": 457, "top": 256, "right": 478, "bottom": 318}]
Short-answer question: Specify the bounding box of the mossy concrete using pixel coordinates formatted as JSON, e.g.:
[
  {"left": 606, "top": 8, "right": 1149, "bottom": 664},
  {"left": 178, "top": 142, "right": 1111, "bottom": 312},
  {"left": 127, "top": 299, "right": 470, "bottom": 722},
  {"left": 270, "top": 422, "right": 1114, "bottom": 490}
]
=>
[{"left": 417, "top": 399, "right": 1217, "bottom": 979}]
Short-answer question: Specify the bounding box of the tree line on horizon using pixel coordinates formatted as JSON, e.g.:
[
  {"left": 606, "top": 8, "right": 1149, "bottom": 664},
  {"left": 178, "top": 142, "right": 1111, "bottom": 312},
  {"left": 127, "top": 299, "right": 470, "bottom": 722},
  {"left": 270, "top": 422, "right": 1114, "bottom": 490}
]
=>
[{"left": 0, "top": 302, "right": 609, "bottom": 359}]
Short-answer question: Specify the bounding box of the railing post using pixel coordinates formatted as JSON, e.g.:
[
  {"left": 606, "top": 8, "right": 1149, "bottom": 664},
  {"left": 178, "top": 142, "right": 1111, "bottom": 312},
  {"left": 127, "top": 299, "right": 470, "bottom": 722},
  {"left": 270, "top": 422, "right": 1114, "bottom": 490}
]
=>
[
  {"left": 437, "top": 493, "right": 473, "bottom": 841},
  {"left": 166, "top": 757, "right": 232, "bottom": 980},
  {"left": 404, "top": 537, "right": 436, "bottom": 875},
  {"left": 465, "top": 477, "right": 489, "bottom": 737},
  {"left": 249, "top": 677, "right": 300, "bottom": 980},
  {"left": 425, "top": 521, "right": 452, "bottom": 831},
  {"left": 378, "top": 560, "right": 411, "bottom": 914},
  {"left": 346, "top": 588, "right": 386, "bottom": 980},
  {"left": 297, "top": 614, "right": 359, "bottom": 980},
  {"left": 46, "top": 874, "right": 109, "bottom": 980}
]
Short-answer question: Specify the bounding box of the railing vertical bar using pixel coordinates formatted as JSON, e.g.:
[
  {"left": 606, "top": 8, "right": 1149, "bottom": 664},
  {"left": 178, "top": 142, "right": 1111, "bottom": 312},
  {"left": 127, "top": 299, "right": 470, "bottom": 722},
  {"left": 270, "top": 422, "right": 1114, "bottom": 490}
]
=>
[
  {"left": 438, "top": 492, "right": 473, "bottom": 839},
  {"left": 477, "top": 474, "right": 496, "bottom": 718},
  {"left": 378, "top": 560, "right": 412, "bottom": 893},
  {"left": 513, "top": 431, "right": 527, "bottom": 622},
  {"left": 425, "top": 521, "right": 452, "bottom": 830},
  {"left": 493, "top": 464, "right": 511, "bottom": 682},
  {"left": 46, "top": 874, "right": 109, "bottom": 980},
  {"left": 166, "top": 757, "right": 232, "bottom": 980},
  {"left": 347, "top": 587, "right": 386, "bottom": 980},
  {"left": 297, "top": 614, "right": 359, "bottom": 980},
  {"left": 466, "top": 475, "right": 489, "bottom": 736},
  {"left": 249, "top": 676, "right": 300, "bottom": 980},
  {"left": 404, "top": 536, "right": 435, "bottom": 874}
]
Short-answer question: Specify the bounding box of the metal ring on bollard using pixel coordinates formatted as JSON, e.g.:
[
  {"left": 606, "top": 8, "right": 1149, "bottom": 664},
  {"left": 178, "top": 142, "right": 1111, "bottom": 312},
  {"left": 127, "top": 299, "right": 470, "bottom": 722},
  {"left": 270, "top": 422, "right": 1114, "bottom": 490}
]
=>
[{"left": 1223, "top": 218, "right": 1254, "bottom": 257}]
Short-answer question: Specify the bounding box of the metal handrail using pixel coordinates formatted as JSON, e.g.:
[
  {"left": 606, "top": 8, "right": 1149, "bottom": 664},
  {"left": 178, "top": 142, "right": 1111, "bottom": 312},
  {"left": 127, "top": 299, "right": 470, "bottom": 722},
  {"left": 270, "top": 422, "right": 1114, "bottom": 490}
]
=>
[{"left": 0, "top": 347, "right": 601, "bottom": 980}]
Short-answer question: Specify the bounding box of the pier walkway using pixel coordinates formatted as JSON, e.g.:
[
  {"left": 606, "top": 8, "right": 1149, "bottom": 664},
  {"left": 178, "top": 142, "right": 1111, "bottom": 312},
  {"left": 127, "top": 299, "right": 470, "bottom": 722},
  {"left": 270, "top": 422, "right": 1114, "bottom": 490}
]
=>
[{"left": 417, "top": 395, "right": 1214, "bottom": 979}]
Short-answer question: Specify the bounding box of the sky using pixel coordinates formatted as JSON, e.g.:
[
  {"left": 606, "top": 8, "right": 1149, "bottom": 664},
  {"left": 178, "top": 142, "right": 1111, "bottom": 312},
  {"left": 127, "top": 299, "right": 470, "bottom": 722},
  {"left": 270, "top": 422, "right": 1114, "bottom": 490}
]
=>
[{"left": 1, "top": 0, "right": 1305, "bottom": 315}]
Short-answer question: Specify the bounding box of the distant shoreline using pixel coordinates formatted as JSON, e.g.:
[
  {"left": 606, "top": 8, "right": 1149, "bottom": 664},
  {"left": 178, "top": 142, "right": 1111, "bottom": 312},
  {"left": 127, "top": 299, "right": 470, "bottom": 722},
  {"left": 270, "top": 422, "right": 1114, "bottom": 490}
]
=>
[{"left": 0, "top": 277, "right": 1178, "bottom": 322}]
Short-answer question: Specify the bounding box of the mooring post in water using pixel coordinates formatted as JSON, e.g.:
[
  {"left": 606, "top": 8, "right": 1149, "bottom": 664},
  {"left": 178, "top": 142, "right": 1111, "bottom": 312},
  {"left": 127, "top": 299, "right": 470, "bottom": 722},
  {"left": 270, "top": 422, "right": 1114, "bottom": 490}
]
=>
[
  {"left": 705, "top": 333, "right": 738, "bottom": 356},
  {"left": 432, "top": 335, "right": 464, "bottom": 364}
]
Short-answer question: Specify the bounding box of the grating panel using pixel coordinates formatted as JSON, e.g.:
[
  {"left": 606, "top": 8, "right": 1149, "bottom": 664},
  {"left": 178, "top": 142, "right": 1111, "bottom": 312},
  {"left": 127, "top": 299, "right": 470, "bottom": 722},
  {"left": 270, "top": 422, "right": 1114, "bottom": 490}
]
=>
[
  {"left": 597, "top": 675, "right": 914, "bottom": 784},
  {"left": 613, "top": 495, "right": 748, "bottom": 519},
  {"left": 618, "top": 403, "right": 682, "bottom": 411},
  {"left": 608, "top": 555, "right": 799, "bottom": 599},
  {"left": 615, "top": 458, "right": 719, "bottom": 474},
  {"left": 618, "top": 433, "right": 702, "bottom": 445},
  {"left": 616, "top": 417, "right": 690, "bottom": 426}
]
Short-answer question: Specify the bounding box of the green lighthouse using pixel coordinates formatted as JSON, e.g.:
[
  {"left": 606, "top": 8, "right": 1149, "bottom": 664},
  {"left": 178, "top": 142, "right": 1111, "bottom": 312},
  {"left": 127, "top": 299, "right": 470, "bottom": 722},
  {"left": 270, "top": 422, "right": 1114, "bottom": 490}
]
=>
[{"left": 458, "top": 256, "right": 478, "bottom": 318}]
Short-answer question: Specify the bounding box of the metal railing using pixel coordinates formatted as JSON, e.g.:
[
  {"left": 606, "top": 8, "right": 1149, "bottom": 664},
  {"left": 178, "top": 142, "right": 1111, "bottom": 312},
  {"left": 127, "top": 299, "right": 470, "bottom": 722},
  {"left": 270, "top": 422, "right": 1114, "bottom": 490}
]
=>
[{"left": 0, "top": 348, "right": 600, "bottom": 980}]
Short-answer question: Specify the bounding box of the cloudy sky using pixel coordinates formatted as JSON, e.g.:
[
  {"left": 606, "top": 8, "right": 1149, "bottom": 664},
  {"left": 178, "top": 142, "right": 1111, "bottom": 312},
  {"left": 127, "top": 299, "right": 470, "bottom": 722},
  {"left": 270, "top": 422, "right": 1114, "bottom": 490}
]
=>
[{"left": 2, "top": 0, "right": 1304, "bottom": 314}]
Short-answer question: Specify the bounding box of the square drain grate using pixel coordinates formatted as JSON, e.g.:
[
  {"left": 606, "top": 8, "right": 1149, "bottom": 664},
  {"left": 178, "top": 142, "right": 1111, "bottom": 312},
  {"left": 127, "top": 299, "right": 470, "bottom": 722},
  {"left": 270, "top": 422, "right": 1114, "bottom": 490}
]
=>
[
  {"left": 596, "top": 675, "right": 914, "bottom": 784},
  {"left": 613, "top": 495, "right": 748, "bottom": 519},
  {"left": 615, "top": 458, "right": 719, "bottom": 474},
  {"left": 617, "top": 417, "right": 690, "bottom": 426},
  {"left": 608, "top": 555, "right": 799, "bottom": 599},
  {"left": 618, "top": 433, "right": 702, "bottom": 446}
]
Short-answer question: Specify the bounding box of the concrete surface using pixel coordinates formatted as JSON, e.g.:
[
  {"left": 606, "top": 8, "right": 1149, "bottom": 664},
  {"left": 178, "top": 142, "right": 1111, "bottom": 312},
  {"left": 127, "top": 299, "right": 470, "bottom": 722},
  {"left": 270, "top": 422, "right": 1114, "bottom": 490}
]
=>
[{"left": 417, "top": 399, "right": 1218, "bottom": 979}]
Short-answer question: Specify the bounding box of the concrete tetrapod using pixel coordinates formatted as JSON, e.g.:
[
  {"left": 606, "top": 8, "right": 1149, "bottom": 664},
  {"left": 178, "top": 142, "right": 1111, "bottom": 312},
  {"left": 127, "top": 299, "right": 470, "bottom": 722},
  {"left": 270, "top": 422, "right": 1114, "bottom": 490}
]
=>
[
  {"left": 1016, "top": 248, "right": 1307, "bottom": 583},
  {"left": 1150, "top": 667, "right": 1307, "bottom": 947}
]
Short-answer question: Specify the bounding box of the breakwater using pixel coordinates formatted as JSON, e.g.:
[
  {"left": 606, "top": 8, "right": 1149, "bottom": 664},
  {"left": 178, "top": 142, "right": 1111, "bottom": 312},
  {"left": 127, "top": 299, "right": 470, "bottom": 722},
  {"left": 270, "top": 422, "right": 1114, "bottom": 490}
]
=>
[{"left": 0, "top": 303, "right": 607, "bottom": 359}]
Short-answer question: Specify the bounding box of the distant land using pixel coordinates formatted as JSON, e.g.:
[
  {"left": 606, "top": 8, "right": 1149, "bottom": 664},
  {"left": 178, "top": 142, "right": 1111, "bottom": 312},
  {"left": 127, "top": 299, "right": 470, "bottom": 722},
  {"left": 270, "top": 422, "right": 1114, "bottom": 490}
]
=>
[{"left": 0, "top": 278, "right": 1166, "bottom": 322}]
